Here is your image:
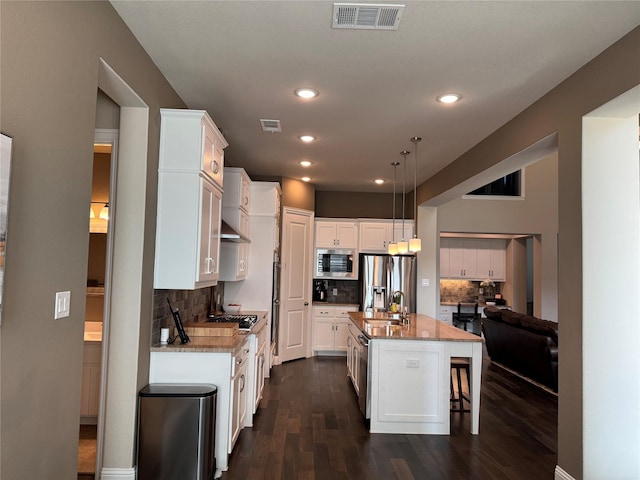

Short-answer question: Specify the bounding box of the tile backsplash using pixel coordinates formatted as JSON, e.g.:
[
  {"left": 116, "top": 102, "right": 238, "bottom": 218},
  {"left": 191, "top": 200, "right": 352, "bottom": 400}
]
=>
[
  {"left": 324, "top": 279, "right": 359, "bottom": 305},
  {"left": 440, "top": 279, "right": 502, "bottom": 304},
  {"left": 152, "top": 286, "right": 214, "bottom": 345}
]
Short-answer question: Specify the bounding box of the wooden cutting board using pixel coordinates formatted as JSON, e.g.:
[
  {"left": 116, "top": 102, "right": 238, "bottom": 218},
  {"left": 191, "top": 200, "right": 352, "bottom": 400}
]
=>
[{"left": 182, "top": 322, "right": 238, "bottom": 337}]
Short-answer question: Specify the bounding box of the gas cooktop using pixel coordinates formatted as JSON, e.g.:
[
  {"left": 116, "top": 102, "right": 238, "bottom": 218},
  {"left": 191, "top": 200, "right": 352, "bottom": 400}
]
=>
[{"left": 207, "top": 313, "right": 259, "bottom": 331}]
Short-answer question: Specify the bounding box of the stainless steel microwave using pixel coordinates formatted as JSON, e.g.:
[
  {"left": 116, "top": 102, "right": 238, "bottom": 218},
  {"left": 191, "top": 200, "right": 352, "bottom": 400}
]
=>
[{"left": 315, "top": 249, "right": 357, "bottom": 279}]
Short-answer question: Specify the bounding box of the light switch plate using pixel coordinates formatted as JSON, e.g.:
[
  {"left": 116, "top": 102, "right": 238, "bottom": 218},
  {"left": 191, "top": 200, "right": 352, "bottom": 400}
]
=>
[{"left": 54, "top": 291, "right": 71, "bottom": 319}]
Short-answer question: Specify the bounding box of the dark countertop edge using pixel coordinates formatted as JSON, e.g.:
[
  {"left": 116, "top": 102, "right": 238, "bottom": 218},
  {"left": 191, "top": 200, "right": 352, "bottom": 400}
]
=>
[{"left": 150, "top": 312, "right": 268, "bottom": 353}]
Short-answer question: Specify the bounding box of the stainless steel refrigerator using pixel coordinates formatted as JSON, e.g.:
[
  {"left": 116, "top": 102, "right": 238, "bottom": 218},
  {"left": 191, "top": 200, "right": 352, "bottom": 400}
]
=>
[{"left": 358, "top": 253, "right": 416, "bottom": 313}]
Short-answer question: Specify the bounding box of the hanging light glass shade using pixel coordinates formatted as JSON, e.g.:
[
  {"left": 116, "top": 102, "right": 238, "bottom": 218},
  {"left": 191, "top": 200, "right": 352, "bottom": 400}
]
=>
[{"left": 99, "top": 203, "right": 109, "bottom": 220}]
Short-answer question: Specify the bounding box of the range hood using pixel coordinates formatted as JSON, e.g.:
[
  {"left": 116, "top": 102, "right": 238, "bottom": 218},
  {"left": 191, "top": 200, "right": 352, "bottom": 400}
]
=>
[{"left": 220, "top": 220, "right": 250, "bottom": 243}]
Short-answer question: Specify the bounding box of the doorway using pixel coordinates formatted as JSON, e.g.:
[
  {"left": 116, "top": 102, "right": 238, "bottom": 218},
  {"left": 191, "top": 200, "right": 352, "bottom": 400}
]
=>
[{"left": 78, "top": 127, "right": 118, "bottom": 479}]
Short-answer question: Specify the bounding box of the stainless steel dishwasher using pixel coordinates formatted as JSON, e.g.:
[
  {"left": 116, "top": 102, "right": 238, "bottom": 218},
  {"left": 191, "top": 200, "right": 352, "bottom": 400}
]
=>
[
  {"left": 137, "top": 384, "right": 217, "bottom": 480},
  {"left": 357, "top": 334, "right": 370, "bottom": 419}
]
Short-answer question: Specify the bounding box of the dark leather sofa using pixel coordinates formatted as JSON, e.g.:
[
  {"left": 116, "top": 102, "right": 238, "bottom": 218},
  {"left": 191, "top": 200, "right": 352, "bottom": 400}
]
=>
[{"left": 482, "top": 306, "right": 558, "bottom": 392}]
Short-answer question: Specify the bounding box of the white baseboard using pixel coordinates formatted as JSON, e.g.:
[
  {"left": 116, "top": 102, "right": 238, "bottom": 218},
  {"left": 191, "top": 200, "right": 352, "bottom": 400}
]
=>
[
  {"left": 100, "top": 467, "right": 136, "bottom": 480},
  {"left": 555, "top": 465, "right": 576, "bottom": 480}
]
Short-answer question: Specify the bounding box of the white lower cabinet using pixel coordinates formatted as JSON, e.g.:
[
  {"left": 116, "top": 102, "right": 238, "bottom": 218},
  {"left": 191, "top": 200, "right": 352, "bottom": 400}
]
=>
[
  {"left": 149, "top": 339, "right": 252, "bottom": 477},
  {"left": 313, "top": 305, "right": 358, "bottom": 353},
  {"left": 438, "top": 305, "right": 455, "bottom": 325},
  {"left": 229, "top": 341, "right": 249, "bottom": 452},
  {"left": 347, "top": 322, "right": 361, "bottom": 394},
  {"left": 369, "top": 340, "right": 448, "bottom": 434},
  {"left": 80, "top": 342, "right": 101, "bottom": 420},
  {"left": 246, "top": 324, "right": 268, "bottom": 424}
]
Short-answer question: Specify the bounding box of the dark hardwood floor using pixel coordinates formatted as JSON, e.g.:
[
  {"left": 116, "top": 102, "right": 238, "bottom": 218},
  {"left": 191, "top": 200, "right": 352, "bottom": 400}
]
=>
[{"left": 222, "top": 355, "right": 557, "bottom": 480}]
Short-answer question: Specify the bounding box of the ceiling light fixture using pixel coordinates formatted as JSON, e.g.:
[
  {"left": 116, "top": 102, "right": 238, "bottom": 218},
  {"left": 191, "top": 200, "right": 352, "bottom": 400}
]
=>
[
  {"left": 388, "top": 161, "right": 400, "bottom": 255},
  {"left": 90, "top": 202, "right": 109, "bottom": 220},
  {"left": 409, "top": 136, "right": 422, "bottom": 253},
  {"left": 437, "top": 93, "right": 462, "bottom": 104},
  {"left": 374, "top": 178, "right": 384, "bottom": 185},
  {"left": 301, "top": 176, "right": 311, "bottom": 182},
  {"left": 397, "top": 151, "right": 410, "bottom": 255},
  {"left": 294, "top": 88, "right": 319, "bottom": 99},
  {"left": 299, "top": 160, "right": 312, "bottom": 167},
  {"left": 299, "top": 135, "right": 316, "bottom": 143}
]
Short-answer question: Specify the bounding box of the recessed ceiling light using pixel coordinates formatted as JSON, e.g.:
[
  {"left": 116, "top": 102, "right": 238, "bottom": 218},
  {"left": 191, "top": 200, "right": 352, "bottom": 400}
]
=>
[
  {"left": 301, "top": 176, "right": 311, "bottom": 182},
  {"left": 294, "top": 88, "right": 319, "bottom": 99},
  {"left": 299, "top": 135, "right": 316, "bottom": 143},
  {"left": 374, "top": 179, "right": 385, "bottom": 185},
  {"left": 299, "top": 160, "right": 312, "bottom": 167},
  {"left": 437, "top": 93, "right": 462, "bottom": 104}
]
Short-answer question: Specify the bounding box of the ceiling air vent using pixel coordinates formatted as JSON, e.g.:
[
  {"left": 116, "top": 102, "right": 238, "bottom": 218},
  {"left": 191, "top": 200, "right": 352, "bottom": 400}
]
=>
[
  {"left": 332, "top": 3, "right": 404, "bottom": 30},
  {"left": 260, "top": 119, "right": 282, "bottom": 133}
]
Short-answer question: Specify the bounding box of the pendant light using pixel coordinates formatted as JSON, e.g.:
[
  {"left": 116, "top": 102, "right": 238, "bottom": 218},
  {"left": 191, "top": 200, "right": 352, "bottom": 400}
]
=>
[
  {"left": 99, "top": 202, "right": 110, "bottom": 220},
  {"left": 397, "top": 150, "right": 410, "bottom": 254},
  {"left": 409, "top": 136, "right": 422, "bottom": 253},
  {"left": 388, "top": 162, "right": 400, "bottom": 255}
]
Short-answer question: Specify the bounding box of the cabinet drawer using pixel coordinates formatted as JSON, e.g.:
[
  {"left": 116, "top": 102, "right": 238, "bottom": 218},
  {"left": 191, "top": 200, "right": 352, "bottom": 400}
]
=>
[
  {"left": 313, "top": 306, "right": 334, "bottom": 317},
  {"left": 335, "top": 306, "right": 358, "bottom": 318}
]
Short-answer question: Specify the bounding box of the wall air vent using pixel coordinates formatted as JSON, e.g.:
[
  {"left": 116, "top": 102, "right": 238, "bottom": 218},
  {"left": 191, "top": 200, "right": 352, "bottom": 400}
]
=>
[
  {"left": 260, "top": 119, "right": 282, "bottom": 133},
  {"left": 332, "top": 3, "right": 404, "bottom": 30}
]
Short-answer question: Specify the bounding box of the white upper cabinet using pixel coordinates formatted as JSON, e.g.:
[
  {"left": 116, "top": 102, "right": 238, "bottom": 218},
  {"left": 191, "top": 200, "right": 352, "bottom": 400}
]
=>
[
  {"left": 359, "top": 220, "right": 414, "bottom": 253},
  {"left": 158, "top": 109, "right": 227, "bottom": 189},
  {"left": 222, "top": 167, "right": 251, "bottom": 212},
  {"left": 448, "top": 238, "right": 478, "bottom": 279},
  {"left": 315, "top": 220, "right": 358, "bottom": 249},
  {"left": 440, "top": 238, "right": 506, "bottom": 281},
  {"left": 475, "top": 239, "right": 506, "bottom": 281},
  {"left": 220, "top": 168, "right": 251, "bottom": 281},
  {"left": 155, "top": 109, "right": 227, "bottom": 290},
  {"left": 155, "top": 172, "right": 222, "bottom": 289}
]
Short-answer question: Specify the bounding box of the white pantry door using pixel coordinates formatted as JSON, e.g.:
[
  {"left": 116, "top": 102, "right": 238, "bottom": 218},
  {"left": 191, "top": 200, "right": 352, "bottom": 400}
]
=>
[{"left": 278, "top": 207, "right": 313, "bottom": 363}]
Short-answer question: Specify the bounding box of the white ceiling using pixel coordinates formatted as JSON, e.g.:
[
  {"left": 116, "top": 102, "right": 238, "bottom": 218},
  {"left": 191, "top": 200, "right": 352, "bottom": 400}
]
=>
[{"left": 110, "top": 1, "right": 640, "bottom": 193}]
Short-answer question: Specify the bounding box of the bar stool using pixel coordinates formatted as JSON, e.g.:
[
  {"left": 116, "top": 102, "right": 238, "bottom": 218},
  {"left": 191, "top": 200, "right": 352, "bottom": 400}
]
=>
[{"left": 450, "top": 357, "right": 471, "bottom": 412}]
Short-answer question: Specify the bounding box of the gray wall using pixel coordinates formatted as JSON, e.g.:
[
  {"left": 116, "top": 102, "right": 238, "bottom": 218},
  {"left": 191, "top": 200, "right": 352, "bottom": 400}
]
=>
[
  {"left": 0, "top": 2, "right": 185, "bottom": 478},
  {"left": 417, "top": 27, "right": 640, "bottom": 480},
  {"left": 438, "top": 153, "right": 558, "bottom": 321}
]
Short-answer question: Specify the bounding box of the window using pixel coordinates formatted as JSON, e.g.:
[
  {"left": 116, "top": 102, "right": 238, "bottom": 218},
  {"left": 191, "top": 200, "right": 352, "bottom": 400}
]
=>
[{"left": 467, "top": 171, "right": 521, "bottom": 196}]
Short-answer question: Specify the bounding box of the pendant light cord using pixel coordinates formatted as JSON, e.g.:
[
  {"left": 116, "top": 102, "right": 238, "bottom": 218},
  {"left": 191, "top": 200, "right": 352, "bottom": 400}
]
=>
[
  {"left": 410, "top": 137, "right": 421, "bottom": 234},
  {"left": 401, "top": 151, "right": 410, "bottom": 240}
]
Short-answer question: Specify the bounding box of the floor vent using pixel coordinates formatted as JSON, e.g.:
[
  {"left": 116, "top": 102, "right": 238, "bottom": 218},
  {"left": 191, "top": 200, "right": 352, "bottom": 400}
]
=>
[
  {"left": 332, "top": 3, "right": 404, "bottom": 30},
  {"left": 260, "top": 119, "right": 282, "bottom": 133}
]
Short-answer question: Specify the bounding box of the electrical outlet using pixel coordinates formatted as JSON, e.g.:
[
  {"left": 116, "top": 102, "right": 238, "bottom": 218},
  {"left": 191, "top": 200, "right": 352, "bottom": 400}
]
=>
[
  {"left": 421, "top": 278, "right": 430, "bottom": 287},
  {"left": 406, "top": 358, "right": 419, "bottom": 368},
  {"left": 332, "top": 288, "right": 338, "bottom": 296}
]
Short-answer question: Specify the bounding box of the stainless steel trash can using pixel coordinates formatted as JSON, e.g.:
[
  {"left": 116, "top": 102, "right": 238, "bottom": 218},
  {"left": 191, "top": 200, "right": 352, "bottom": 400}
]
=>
[{"left": 137, "top": 384, "right": 217, "bottom": 480}]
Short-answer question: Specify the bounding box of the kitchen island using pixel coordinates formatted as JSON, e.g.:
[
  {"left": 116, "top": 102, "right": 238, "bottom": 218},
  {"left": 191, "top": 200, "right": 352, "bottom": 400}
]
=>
[{"left": 348, "top": 312, "right": 483, "bottom": 435}]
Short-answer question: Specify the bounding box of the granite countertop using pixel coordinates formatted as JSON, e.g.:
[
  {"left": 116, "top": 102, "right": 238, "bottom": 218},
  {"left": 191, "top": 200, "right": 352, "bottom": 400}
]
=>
[
  {"left": 150, "top": 310, "right": 268, "bottom": 353},
  {"left": 348, "top": 312, "right": 483, "bottom": 342}
]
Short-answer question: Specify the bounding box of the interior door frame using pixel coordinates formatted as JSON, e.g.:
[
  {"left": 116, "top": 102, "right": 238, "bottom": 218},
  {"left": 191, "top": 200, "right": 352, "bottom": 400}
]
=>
[{"left": 92, "top": 128, "right": 118, "bottom": 478}]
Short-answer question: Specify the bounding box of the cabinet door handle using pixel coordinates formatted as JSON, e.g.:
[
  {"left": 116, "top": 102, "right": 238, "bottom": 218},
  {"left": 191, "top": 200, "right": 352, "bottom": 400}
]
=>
[
  {"left": 240, "top": 374, "right": 245, "bottom": 392},
  {"left": 211, "top": 160, "right": 220, "bottom": 174},
  {"left": 304, "top": 302, "right": 309, "bottom": 306}
]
